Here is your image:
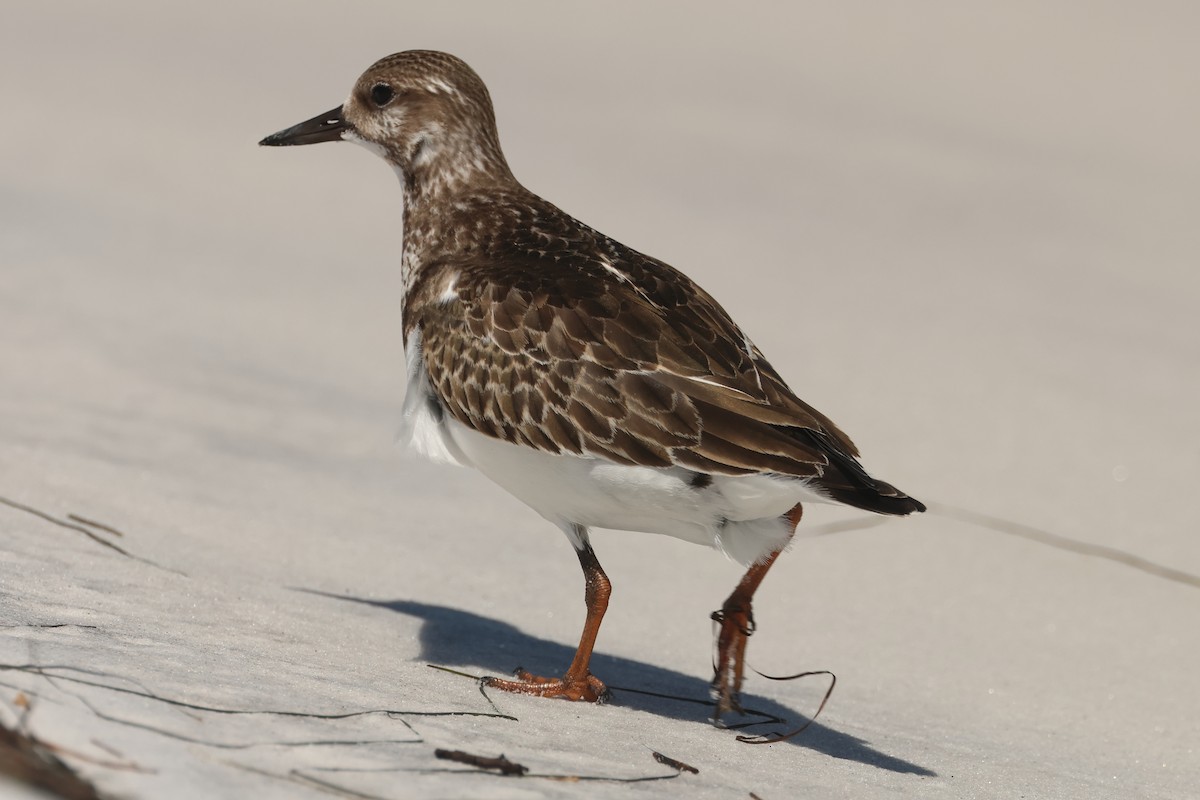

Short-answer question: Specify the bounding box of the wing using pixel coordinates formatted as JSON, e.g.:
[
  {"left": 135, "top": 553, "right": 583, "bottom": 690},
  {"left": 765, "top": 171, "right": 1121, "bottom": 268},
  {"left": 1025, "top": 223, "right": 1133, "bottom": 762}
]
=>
[
  {"left": 403, "top": 201, "right": 920, "bottom": 512},
  {"left": 409, "top": 254, "right": 843, "bottom": 472}
]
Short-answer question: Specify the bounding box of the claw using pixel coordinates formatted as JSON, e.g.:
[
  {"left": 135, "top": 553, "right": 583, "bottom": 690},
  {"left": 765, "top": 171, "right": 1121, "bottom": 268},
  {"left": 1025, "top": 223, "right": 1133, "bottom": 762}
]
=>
[
  {"left": 711, "top": 603, "right": 754, "bottom": 717},
  {"left": 484, "top": 671, "right": 609, "bottom": 703}
]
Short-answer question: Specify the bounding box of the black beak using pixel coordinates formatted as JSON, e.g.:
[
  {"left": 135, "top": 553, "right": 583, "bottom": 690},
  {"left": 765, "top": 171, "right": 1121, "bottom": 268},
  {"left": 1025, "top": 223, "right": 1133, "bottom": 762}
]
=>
[{"left": 259, "top": 106, "right": 349, "bottom": 147}]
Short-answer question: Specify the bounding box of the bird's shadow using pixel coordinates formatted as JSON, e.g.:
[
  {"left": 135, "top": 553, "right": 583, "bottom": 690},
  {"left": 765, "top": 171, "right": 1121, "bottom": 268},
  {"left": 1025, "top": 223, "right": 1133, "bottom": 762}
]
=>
[{"left": 300, "top": 590, "right": 935, "bottom": 776}]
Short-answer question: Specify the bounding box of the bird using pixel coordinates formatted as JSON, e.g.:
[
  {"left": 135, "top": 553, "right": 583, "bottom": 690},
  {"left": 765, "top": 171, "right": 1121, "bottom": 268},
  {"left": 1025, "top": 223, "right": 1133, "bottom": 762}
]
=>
[{"left": 260, "top": 50, "right": 924, "bottom": 718}]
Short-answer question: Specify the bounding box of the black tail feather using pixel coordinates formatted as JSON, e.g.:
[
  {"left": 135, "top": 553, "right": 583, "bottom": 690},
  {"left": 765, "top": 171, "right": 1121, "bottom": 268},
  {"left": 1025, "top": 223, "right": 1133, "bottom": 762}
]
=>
[
  {"left": 825, "top": 481, "right": 926, "bottom": 516},
  {"left": 795, "top": 429, "right": 925, "bottom": 516}
]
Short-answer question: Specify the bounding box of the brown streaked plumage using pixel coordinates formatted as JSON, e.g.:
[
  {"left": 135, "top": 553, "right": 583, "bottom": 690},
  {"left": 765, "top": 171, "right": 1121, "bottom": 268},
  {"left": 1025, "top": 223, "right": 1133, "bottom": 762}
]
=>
[
  {"left": 408, "top": 209, "right": 918, "bottom": 515},
  {"left": 261, "top": 50, "right": 924, "bottom": 718}
]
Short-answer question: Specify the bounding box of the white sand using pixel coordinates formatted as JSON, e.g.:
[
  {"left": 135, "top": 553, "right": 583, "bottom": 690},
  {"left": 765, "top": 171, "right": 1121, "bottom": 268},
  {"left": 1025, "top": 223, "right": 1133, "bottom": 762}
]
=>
[{"left": 2, "top": 2, "right": 1197, "bottom": 797}]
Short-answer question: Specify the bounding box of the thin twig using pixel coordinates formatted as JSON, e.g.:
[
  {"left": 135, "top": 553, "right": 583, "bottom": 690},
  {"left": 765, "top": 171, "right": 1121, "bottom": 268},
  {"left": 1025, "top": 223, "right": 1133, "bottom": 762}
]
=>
[
  {"left": 0, "top": 624, "right": 98, "bottom": 631},
  {"left": 2, "top": 663, "right": 516, "bottom": 723},
  {"left": 736, "top": 669, "right": 837, "bottom": 744},
  {"left": 435, "top": 748, "right": 527, "bottom": 776},
  {"left": 424, "top": 664, "right": 520, "bottom": 720},
  {"left": 651, "top": 750, "right": 698, "bottom": 774},
  {"left": 71, "top": 689, "right": 422, "bottom": 751},
  {"left": 0, "top": 496, "right": 134, "bottom": 558},
  {"left": 0, "top": 495, "right": 181, "bottom": 574},
  {"left": 65, "top": 514, "right": 125, "bottom": 538}
]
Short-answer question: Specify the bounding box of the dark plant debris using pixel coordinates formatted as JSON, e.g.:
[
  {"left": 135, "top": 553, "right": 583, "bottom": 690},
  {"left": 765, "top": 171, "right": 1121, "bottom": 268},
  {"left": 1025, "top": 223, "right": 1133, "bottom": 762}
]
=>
[
  {"left": 652, "top": 750, "right": 699, "bottom": 774},
  {"left": 735, "top": 669, "right": 836, "bottom": 745},
  {"left": 434, "top": 748, "right": 528, "bottom": 776},
  {"left": 0, "top": 495, "right": 180, "bottom": 573}
]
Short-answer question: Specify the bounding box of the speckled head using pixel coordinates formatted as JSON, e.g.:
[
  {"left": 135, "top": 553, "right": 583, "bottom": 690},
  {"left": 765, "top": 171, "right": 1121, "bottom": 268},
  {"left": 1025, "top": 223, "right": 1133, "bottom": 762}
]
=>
[{"left": 260, "top": 50, "right": 513, "bottom": 188}]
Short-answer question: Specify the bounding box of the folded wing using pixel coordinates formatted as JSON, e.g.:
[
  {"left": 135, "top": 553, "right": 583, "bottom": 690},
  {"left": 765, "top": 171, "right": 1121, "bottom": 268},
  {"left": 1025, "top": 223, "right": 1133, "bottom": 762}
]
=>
[{"left": 405, "top": 227, "right": 922, "bottom": 516}]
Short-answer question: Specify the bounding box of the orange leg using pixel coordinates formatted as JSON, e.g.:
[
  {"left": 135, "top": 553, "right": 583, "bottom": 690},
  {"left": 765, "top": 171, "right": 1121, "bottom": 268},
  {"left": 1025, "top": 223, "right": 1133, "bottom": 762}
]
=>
[
  {"left": 711, "top": 503, "right": 802, "bottom": 718},
  {"left": 484, "top": 540, "right": 611, "bottom": 702}
]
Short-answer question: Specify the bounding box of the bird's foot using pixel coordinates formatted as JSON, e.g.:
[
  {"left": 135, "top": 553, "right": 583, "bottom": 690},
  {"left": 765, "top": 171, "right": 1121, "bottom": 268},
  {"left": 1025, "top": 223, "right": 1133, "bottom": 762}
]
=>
[
  {"left": 710, "top": 603, "right": 755, "bottom": 719},
  {"left": 483, "top": 668, "right": 610, "bottom": 703}
]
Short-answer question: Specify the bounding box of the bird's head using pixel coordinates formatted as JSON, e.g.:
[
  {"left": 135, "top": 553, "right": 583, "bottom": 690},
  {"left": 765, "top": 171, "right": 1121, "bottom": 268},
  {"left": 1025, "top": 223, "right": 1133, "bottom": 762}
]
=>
[{"left": 260, "top": 50, "right": 513, "bottom": 191}]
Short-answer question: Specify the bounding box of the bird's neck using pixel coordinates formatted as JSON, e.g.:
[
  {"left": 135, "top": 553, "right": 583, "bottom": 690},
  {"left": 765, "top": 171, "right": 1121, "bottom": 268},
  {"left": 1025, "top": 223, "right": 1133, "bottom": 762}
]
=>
[
  {"left": 399, "top": 130, "right": 515, "bottom": 205},
  {"left": 397, "top": 150, "right": 528, "bottom": 300}
]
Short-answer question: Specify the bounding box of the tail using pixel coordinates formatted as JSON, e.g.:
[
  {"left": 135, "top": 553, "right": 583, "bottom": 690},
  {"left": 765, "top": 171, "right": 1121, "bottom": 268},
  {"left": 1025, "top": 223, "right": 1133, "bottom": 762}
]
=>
[
  {"left": 824, "top": 479, "right": 926, "bottom": 516},
  {"left": 798, "top": 429, "right": 926, "bottom": 516}
]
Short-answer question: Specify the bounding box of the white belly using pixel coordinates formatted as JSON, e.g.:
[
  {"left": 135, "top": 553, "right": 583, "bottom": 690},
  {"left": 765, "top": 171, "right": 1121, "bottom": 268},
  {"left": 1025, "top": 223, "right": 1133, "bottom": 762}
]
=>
[{"left": 396, "top": 339, "right": 828, "bottom": 565}]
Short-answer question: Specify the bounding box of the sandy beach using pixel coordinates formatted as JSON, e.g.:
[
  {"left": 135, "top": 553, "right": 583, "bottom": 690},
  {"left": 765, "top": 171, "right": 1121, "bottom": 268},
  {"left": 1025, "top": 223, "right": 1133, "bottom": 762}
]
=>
[{"left": 2, "top": 2, "right": 1197, "bottom": 797}]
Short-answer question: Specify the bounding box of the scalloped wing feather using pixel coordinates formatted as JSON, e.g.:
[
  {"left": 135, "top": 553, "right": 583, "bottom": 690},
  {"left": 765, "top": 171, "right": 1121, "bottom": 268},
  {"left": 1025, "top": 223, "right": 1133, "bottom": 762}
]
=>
[{"left": 406, "top": 212, "right": 870, "bottom": 484}]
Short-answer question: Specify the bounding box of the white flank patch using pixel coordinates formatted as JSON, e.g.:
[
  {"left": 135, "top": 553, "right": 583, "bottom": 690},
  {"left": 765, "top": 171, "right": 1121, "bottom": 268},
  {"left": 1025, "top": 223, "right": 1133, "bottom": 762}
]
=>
[
  {"left": 719, "top": 518, "right": 795, "bottom": 565},
  {"left": 713, "top": 472, "right": 828, "bottom": 521},
  {"left": 396, "top": 332, "right": 466, "bottom": 466}
]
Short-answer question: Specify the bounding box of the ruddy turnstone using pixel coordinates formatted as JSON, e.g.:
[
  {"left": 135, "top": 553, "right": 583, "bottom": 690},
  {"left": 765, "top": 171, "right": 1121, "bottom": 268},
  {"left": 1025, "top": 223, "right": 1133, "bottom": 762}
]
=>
[{"left": 261, "top": 50, "right": 924, "bottom": 717}]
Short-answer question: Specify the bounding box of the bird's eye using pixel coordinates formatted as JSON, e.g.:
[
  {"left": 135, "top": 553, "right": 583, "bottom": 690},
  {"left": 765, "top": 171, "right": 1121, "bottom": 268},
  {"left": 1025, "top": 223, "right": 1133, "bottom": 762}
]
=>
[{"left": 370, "top": 83, "right": 395, "bottom": 107}]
